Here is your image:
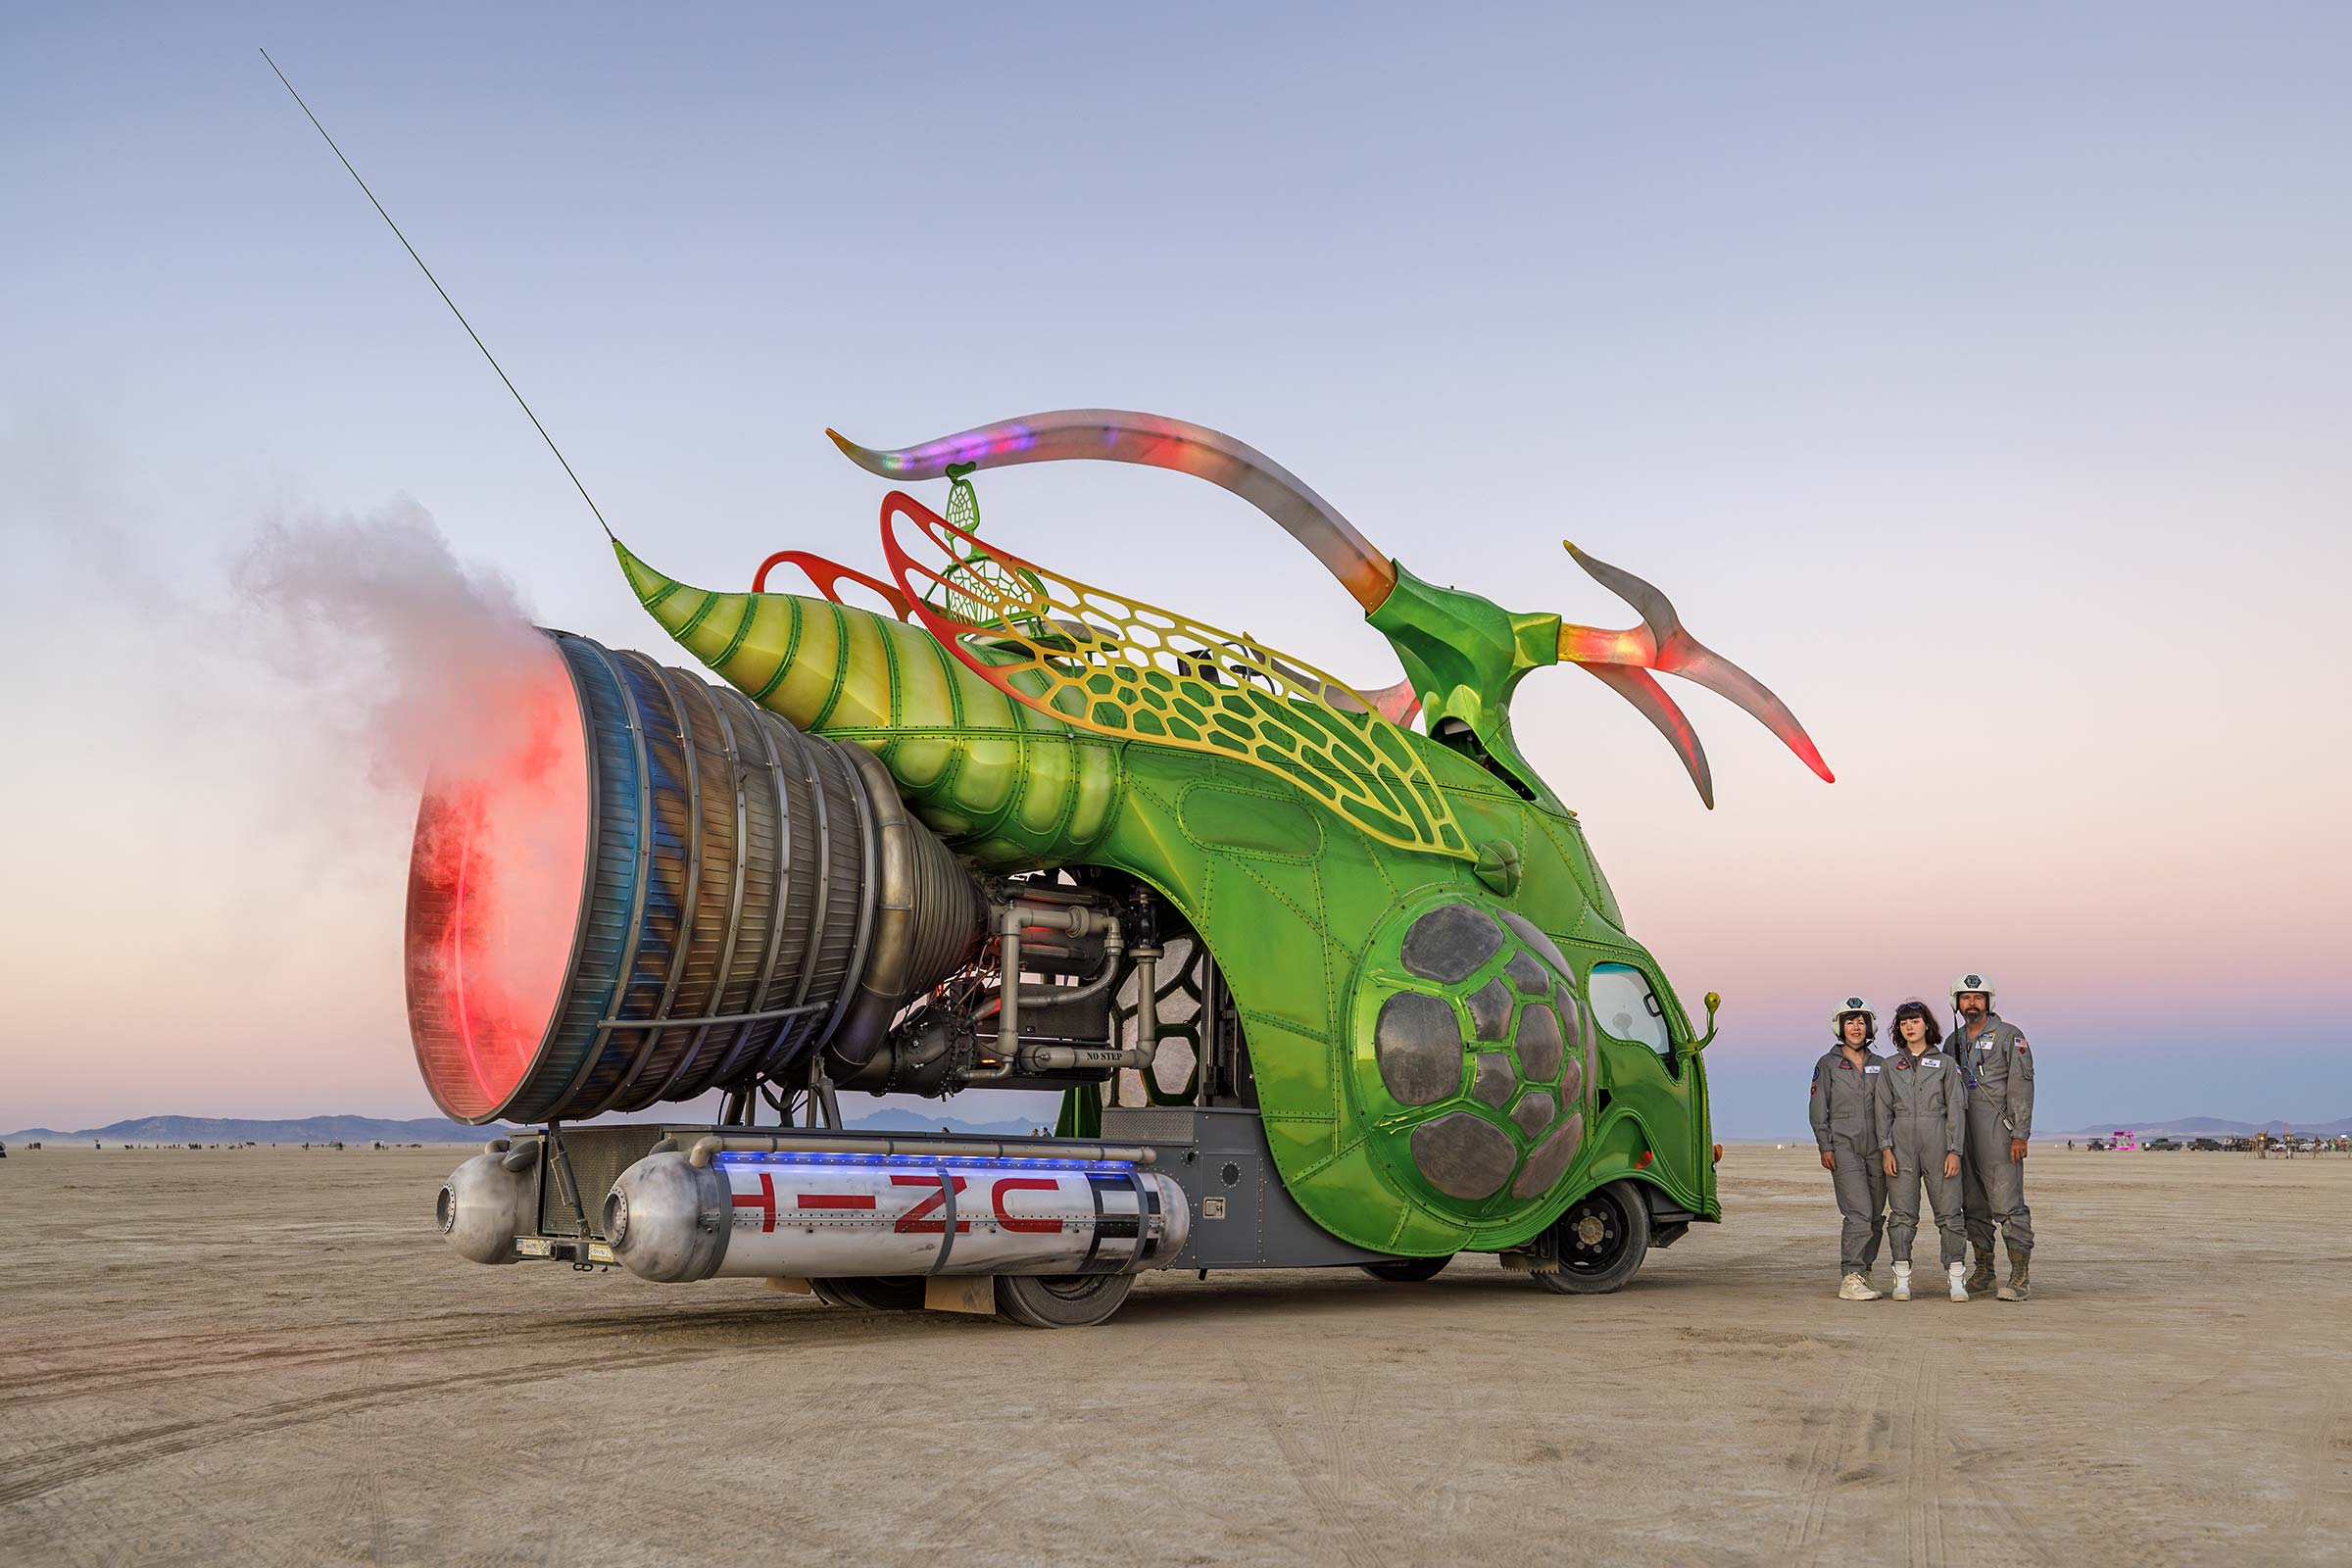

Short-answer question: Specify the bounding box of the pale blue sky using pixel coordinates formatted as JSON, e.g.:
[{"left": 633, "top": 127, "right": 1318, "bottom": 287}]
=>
[{"left": 5, "top": 5, "right": 2348, "bottom": 1134}]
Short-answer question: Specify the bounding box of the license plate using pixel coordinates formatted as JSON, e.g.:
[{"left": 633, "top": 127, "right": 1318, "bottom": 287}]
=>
[{"left": 514, "top": 1237, "right": 555, "bottom": 1257}]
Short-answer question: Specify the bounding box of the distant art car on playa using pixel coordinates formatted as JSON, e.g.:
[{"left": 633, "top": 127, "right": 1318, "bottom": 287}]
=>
[{"left": 412, "top": 409, "right": 1837, "bottom": 1326}]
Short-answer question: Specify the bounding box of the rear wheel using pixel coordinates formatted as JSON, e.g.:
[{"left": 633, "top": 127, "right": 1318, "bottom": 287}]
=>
[
  {"left": 809, "top": 1276, "right": 927, "bottom": 1311},
  {"left": 995, "top": 1271, "right": 1135, "bottom": 1329},
  {"left": 1532, "top": 1181, "right": 1650, "bottom": 1295},
  {"left": 1359, "top": 1255, "right": 1454, "bottom": 1282}
]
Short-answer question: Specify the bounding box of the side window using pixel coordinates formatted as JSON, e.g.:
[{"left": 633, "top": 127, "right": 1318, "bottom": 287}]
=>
[{"left": 1591, "top": 962, "right": 1673, "bottom": 1056}]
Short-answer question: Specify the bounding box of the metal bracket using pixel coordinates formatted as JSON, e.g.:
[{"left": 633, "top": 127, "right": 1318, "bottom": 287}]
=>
[{"left": 538, "top": 1122, "right": 589, "bottom": 1236}]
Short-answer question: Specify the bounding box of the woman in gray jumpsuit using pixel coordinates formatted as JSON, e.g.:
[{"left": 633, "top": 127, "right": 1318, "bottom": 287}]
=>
[
  {"left": 1808, "top": 997, "right": 1886, "bottom": 1299},
  {"left": 1874, "top": 1000, "right": 1970, "bottom": 1300}
]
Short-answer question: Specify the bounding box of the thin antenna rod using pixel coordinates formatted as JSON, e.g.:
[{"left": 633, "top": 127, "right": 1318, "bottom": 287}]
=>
[{"left": 259, "top": 47, "right": 615, "bottom": 539}]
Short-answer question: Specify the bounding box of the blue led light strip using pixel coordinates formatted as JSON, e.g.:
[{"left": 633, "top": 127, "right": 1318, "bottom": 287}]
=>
[{"left": 712, "top": 1151, "right": 1135, "bottom": 1173}]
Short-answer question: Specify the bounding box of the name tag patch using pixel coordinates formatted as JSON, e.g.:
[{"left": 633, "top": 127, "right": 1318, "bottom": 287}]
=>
[{"left": 1865, "top": 1064, "right": 1882, "bottom": 1074}]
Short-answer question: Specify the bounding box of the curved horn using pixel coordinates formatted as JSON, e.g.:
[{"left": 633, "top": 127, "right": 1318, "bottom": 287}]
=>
[
  {"left": 828, "top": 410, "right": 1397, "bottom": 612},
  {"left": 1557, "top": 541, "right": 1835, "bottom": 789}
]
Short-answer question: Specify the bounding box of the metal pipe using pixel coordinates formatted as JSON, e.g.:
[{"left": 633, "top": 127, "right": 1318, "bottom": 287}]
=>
[
  {"left": 686, "top": 1131, "right": 1156, "bottom": 1168},
  {"left": 1004, "top": 885, "right": 1094, "bottom": 906},
  {"left": 599, "top": 1001, "right": 827, "bottom": 1032},
  {"left": 999, "top": 916, "right": 1023, "bottom": 1049},
  {"left": 1127, "top": 946, "right": 1161, "bottom": 1106},
  {"left": 1013, "top": 946, "right": 1161, "bottom": 1078},
  {"left": 962, "top": 898, "right": 1132, "bottom": 1082}
]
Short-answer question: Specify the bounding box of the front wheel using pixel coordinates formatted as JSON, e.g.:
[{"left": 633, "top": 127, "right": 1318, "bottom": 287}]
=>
[
  {"left": 996, "top": 1271, "right": 1135, "bottom": 1329},
  {"left": 1532, "top": 1181, "right": 1651, "bottom": 1295}
]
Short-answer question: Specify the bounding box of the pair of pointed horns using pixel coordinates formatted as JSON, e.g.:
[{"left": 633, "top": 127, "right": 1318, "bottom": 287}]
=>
[{"left": 829, "top": 409, "right": 1832, "bottom": 805}]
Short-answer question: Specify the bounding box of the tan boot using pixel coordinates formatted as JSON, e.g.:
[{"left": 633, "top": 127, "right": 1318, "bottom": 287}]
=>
[
  {"left": 1966, "top": 1250, "right": 1996, "bottom": 1296},
  {"left": 1997, "top": 1245, "right": 2031, "bottom": 1302}
]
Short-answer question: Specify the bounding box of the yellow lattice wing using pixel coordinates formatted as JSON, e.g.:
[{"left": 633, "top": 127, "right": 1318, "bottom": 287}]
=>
[{"left": 880, "top": 491, "right": 1473, "bottom": 860}]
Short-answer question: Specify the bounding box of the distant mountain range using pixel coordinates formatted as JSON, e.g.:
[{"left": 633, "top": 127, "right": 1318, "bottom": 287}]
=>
[
  {"left": 2050, "top": 1114, "right": 2352, "bottom": 1138},
  {"left": 2, "top": 1107, "right": 1054, "bottom": 1145},
  {"left": 12, "top": 1108, "right": 2332, "bottom": 1149},
  {"left": 1, "top": 1114, "right": 515, "bottom": 1145},
  {"left": 843, "top": 1107, "right": 1053, "bottom": 1137}
]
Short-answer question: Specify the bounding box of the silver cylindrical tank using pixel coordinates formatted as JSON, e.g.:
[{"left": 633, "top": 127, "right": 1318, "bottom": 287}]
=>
[
  {"left": 602, "top": 1150, "right": 1189, "bottom": 1283},
  {"left": 436, "top": 1145, "right": 539, "bottom": 1265}
]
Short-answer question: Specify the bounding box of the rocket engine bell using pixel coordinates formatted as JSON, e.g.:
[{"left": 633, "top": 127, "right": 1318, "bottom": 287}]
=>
[
  {"left": 602, "top": 1150, "right": 1191, "bottom": 1283},
  {"left": 404, "top": 629, "right": 985, "bottom": 1126}
]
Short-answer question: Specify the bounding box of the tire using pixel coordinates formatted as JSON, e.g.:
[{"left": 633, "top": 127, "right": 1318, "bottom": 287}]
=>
[
  {"left": 1359, "top": 1255, "right": 1454, "bottom": 1283},
  {"left": 994, "top": 1271, "right": 1136, "bottom": 1329},
  {"left": 808, "top": 1276, "right": 927, "bottom": 1311},
  {"left": 1532, "top": 1180, "right": 1651, "bottom": 1295}
]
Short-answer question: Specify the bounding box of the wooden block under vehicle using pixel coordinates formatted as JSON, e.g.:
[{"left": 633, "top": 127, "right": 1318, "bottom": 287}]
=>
[{"left": 925, "top": 1276, "right": 998, "bottom": 1315}]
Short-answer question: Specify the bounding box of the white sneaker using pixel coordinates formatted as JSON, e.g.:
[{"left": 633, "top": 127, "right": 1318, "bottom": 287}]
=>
[
  {"left": 1891, "top": 1263, "right": 1913, "bottom": 1300},
  {"left": 1838, "top": 1272, "right": 1882, "bottom": 1300},
  {"left": 1947, "top": 1262, "right": 1969, "bottom": 1301}
]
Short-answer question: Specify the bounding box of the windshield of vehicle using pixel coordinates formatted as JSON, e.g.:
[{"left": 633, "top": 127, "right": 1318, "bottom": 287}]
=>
[{"left": 1590, "top": 961, "right": 1673, "bottom": 1054}]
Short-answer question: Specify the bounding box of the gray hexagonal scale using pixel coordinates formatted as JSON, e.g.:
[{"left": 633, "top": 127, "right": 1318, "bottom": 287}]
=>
[
  {"left": 1409, "top": 1112, "right": 1518, "bottom": 1200},
  {"left": 1510, "top": 1090, "right": 1556, "bottom": 1139},
  {"left": 1470, "top": 1052, "right": 1516, "bottom": 1106},
  {"left": 1515, "top": 1003, "right": 1564, "bottom": 1082},
  {"left": 1498, "top": 911, "right": 1574, "bottom": 979},
  {"left": 1400, "top": 903, "right": 1504, "bottom": 985},
  {"left": 1510, "top": 1112, "right": 1585, "bottom": 1200},
  {"left": 1466, "top": 977, "right": 1512, "bottom": 1041},
  {"left": 1504, "top": 950, "right": 1553, "bottom": 996},
  {"left": 1560, "top": 985, "right": 1598, "bottom": 1088},
  {"left": 1374, "top": 991, "right": 1465, "bottom": 1106}
]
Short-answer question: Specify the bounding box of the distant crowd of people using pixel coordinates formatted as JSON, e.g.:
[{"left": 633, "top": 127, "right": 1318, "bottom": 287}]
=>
[{"left": 1809, "top": 972, "right": 2032, "bottom": 1303}]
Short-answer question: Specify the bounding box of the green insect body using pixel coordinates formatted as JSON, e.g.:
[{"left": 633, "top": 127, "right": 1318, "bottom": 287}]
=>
[
  {"left": 617, "top": 542, "right": 1722, "bottom": 1256},
  {"left": 617, "top": 544, "right": 1120, "bottom": 868}
]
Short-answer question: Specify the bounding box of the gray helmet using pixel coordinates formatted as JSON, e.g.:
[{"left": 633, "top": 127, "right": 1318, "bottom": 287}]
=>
[
  {"left": 1951, "top": 971, "right": 1995, "bottom": 1007},
  {"left": 1831, "top": 995, "right": 1876, "bottom": 1044}
]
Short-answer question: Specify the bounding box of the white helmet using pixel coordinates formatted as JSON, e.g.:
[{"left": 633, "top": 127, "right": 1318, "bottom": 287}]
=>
[
  {"left": 1831, "top": 995, "right": 1877, "bottom": 1044},
  {"left": 1951, "top": 971, "right": 1995, "bottom": 1006}
]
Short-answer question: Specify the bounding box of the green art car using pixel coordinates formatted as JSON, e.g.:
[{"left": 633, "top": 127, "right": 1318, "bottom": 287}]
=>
[{"left": 415, "top": 410, "right": 1832, "bottom": 1327}]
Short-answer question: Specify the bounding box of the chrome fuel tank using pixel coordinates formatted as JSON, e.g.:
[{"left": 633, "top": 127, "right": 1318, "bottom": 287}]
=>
[{"left": 603, "top": 1150, "right": 1188, "bottom": 1282}]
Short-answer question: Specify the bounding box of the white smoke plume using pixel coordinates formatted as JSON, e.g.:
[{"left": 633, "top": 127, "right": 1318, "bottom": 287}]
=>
[{"left": 231, "top": 496, "right": 554, "bottom": 792}]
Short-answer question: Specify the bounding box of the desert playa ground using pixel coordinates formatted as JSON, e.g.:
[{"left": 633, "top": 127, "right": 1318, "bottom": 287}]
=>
[{"left": 2, "top": 1143, "right": 2344, "bottom": 1566}]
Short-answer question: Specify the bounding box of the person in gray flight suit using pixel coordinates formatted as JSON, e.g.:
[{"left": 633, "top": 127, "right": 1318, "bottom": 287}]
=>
[
  {"left": 1874, "top": 1000, "right": 1970, "bottom": 1300},
  {"left": 1950, "top": 971, "right": 2035, "bottom": 1301},
  {"left": 1808, "top": 996, "right": 1887, "bottom": 1300}
]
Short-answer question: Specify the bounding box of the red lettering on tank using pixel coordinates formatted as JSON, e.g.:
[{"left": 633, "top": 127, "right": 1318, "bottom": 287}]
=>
[
  {"left": 991, "top": 1176, "right": 1063, "bottom": 1234},
  {"left": 731, "top": 1172, "right": 779, "bottom": 1232},
  {"left": 891, "top": 1172, "right": 970, "bottom": 1234},
  {"left": 796, "top": 1193, "right": 875, "bottom": 1210}
]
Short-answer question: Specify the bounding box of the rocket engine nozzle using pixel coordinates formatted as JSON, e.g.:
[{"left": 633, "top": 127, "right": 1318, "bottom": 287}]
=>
[{"left": 403, "top": 629, "right": 985, "bottom": 1125}]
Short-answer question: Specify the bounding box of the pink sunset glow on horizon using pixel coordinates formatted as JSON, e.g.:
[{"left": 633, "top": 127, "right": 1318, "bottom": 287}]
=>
[{"left": 5, "top": 11, "right": 2349, "bottom": 1139}]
